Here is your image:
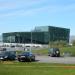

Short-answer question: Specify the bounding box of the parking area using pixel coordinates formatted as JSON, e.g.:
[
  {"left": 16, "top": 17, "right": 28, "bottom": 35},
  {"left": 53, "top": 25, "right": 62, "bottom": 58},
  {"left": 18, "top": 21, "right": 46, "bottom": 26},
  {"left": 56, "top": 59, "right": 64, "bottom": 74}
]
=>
[
  {"left": 35, "top": 55, "right": 75, "bottom": 64},
  {"left": 0, "top": 47, "right": 75, "bottom": 64}
]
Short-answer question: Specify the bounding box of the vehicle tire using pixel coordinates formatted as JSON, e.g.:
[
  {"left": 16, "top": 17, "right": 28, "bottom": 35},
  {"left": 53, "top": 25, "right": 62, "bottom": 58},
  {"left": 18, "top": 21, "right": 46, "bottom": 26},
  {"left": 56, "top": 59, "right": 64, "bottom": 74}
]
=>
[
  {"left": 50, "top": 54, "right": 54, "bottom": 57},
  {"left": 18, "top": 58, "right": 21, "bottom": 62},
  {"left": 57, "top": 54, "right": 60, "bottom": 57},
  {"left": 29, "top": 58, "right": 31, "bottom": 62},
  {"left": 31, "top": 56, "right": 35, "bottom": 61}
]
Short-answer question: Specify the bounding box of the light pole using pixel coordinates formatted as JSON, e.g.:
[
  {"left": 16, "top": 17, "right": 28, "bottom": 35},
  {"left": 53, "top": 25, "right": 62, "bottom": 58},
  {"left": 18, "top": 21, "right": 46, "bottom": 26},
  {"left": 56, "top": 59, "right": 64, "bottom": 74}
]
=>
[
  {"left": 9, "top": 36, "right": 12, "bottom": 46},
  {"left": 30, "top": 31, "right": 32, "bottom": 52},
  {"left": 17, "top": 34, "right": 20, "bottom": 44}
]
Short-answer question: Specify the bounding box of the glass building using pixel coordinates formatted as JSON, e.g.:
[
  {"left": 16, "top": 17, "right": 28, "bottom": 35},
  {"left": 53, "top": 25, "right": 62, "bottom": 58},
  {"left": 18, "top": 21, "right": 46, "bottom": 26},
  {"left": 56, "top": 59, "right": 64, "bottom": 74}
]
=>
[{"left": 2, "top": 26, "right": 70, "bottom": 44}]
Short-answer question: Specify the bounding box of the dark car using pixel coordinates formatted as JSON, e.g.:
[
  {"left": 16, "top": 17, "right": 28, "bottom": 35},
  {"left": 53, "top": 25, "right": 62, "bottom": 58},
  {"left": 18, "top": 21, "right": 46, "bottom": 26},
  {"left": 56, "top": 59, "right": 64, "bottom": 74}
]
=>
[
  {"left": 0, "top": 51, "right": 16, "bottom": 61},
  {"left": 48, "top": 48, "right": 60, "bottom": 57},
  {"left": 17, "top": 52, "right": 35, "bottom": 62}
]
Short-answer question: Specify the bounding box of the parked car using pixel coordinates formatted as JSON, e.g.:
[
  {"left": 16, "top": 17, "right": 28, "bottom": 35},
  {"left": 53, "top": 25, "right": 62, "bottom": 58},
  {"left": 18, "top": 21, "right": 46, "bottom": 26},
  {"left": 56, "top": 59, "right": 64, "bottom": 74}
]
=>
[
  {"left": 48, "top": 48, "right": 60, "bottom": 57},
  {"left": 17, "top": 52, "right": 35, "bottom": 62},
  {"left": 0, "top": 51, "right": 16, "bottom": 61}
]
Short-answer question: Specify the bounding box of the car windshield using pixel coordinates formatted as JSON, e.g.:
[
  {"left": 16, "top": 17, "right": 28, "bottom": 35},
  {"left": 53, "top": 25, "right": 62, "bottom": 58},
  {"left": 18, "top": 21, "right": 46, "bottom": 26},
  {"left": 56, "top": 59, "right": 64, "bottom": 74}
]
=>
[
  {"left": 0, "top": 52, "right": 8, "bottom": 55},
  {"left": 49, "top": 48, "right": 59, "bottom": 52},
  {"left": 21, "top": 52, "right": 32, "bottom": 55},
  {"left": 53, "top": 48, "right": 59, "bottom": 51},
  {"left": 0, "top": 51, "right": 16, "bottom": 55}
]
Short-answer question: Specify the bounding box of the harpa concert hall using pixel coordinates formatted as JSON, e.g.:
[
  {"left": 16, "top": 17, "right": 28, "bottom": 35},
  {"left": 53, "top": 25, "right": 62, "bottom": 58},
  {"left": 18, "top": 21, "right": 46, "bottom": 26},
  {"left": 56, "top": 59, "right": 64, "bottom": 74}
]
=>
[{"left": 3, "top": 26, "right": 70, "bottom": 44}]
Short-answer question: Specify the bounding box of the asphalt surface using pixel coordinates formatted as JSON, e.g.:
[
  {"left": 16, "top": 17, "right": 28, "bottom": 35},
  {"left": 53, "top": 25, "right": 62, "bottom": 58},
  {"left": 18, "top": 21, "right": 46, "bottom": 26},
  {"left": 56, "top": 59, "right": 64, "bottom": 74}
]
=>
[{"left": 35, "top": 55, "right": 75, "bottom": 64}]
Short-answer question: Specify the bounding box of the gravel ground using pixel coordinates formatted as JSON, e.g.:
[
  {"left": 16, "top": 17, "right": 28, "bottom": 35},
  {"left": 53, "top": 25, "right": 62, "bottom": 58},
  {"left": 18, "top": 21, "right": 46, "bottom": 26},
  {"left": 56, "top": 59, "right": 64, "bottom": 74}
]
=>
[{"left": 35, "top": 55, "right": 75, "bottom": 64}]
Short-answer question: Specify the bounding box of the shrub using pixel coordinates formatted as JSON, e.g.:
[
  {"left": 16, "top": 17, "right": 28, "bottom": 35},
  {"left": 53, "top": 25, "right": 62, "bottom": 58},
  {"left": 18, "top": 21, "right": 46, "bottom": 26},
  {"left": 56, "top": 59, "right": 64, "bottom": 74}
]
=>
[
  {"left": 72, "top": 40, "right": 75, "bottom": 46},
  {"left": 49, "top": 40, "right": 68, "bottom": 48}
]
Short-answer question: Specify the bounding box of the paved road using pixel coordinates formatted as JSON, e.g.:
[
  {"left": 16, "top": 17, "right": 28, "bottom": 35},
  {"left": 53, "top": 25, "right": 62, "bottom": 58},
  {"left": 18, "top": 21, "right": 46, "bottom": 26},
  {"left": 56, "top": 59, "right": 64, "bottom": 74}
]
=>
[{"left": 36, "top": 55, "right": 75, "bottom": 64}]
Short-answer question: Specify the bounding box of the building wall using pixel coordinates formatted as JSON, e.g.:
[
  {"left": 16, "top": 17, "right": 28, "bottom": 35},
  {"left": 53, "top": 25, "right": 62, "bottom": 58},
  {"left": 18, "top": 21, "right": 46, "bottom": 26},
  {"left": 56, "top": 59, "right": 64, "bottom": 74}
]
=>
[
  {"left": 3, "top": 32, "right": 46, "bottom": 44},
  {"left": 2, "top": 26, "right": 70, "bottom": 44},
  {"left": 49, "top": 26, "right": 70, "bottom": 42},
  {"left": 34, "top": 26, "right": 49, "bottom": 32}
]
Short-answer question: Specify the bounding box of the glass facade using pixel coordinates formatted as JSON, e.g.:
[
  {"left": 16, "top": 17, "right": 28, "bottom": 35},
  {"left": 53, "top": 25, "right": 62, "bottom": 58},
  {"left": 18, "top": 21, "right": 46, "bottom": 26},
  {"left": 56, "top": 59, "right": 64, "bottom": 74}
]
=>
[
  {"left": 49, "top": 26, "right": 70, "bottom": 42},
  {"left": 3, "top": 32, "right": 45, "bottom": 44},
  {"left": 34, "top": 26, "right": 49, "bottom": 32},
  {"left": 2, "top": 26, "right": 70, "bottom": 44}
]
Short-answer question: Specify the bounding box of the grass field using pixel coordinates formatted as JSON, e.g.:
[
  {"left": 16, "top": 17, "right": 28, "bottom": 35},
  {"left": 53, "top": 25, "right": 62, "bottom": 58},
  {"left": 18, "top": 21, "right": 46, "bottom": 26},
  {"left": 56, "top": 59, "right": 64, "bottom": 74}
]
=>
[
  {"left": 0, "top": 62, "right": 75, "bottom": 75},
  {"left": 17, "top": 46, "right": 75, "bottom": 56},
  {"left": 32, "top": 46, "right": 75, "bottom": 56},
  {"left": 60, "top": 46, "right": 75, "bottom": 56}
]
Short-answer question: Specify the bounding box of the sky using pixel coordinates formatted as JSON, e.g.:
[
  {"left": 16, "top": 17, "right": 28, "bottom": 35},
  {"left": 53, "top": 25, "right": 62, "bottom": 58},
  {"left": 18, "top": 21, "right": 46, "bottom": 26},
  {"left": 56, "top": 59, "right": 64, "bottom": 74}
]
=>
[{"left": 0, "top": 0, "right": 75, "bottom": 35}]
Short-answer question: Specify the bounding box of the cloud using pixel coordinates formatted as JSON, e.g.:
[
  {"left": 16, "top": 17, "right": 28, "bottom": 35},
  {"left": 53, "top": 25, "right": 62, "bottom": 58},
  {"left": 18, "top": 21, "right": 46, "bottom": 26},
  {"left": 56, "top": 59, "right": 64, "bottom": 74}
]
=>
[
  {"left": 0, "top": 6, "right": 49, "bottom": 17},
  {"left": 0, "top": 2, "right": 16, "bottom": 10},
  {"left": 0, "top": 0, "right": 75, "bottom": 18},
  {"left": 0, "top": 4, "right": 75, "bottom": 18},
  {"left": 0, "top": 0, "right": 47, "bottom": 10},
  {"left": 0, "top": 0, "right": 48, "bottom": 17}
]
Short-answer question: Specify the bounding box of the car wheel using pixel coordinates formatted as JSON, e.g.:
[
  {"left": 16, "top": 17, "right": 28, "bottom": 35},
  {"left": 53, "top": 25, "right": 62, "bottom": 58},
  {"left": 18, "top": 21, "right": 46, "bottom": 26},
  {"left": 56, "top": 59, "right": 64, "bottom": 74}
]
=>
[
  {"left": 57, "top": 55, "right": 60, "bottom": 57},
  {"left": 32, "top": 58, "right": 35, "bottom": 61},
  {"left": 29, "top": 58, "right": 31, "bottom": 62},
  {"left": 18, "top": 58, "right": 21, "bottom": 62},
  {"left": 50, "top": 54, "right": 54, "bottom": 57}
]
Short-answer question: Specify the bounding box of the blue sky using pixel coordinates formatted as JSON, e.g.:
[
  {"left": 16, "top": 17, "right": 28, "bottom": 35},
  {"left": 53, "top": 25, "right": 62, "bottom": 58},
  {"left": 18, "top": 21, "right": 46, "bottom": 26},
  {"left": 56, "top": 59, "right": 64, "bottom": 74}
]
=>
[{"left": 0, "top": 0, "right": 75, "bottom": 35}]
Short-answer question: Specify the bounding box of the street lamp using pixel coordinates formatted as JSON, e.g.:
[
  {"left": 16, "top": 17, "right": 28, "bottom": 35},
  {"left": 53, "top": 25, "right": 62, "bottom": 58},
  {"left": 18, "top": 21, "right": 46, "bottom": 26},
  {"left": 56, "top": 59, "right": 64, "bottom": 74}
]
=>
[{"left": 30, "top": 31, "right": 33, "bottom": 52}]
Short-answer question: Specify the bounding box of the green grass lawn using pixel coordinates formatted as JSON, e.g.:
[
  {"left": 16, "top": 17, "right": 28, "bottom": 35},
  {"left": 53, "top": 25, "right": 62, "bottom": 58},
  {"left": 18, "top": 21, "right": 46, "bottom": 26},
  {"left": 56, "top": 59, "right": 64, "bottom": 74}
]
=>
[
  {"left": 0, "top": 62, "right": 75, "bottom": 75},
  {"left": 17, "top": 46, "right": 75, "bottom": 56},
  {"left": 32, "top": 46, "right": 75, "bottom": 56},
  {"left": 60, "top": 46, "right": 75, "bottom": 56},
  {"left": 32, "top": 48, "right": 48, "bottom": 55},
  {"left": 0, "top": 46, "right": 75, "bottom": 75}
]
